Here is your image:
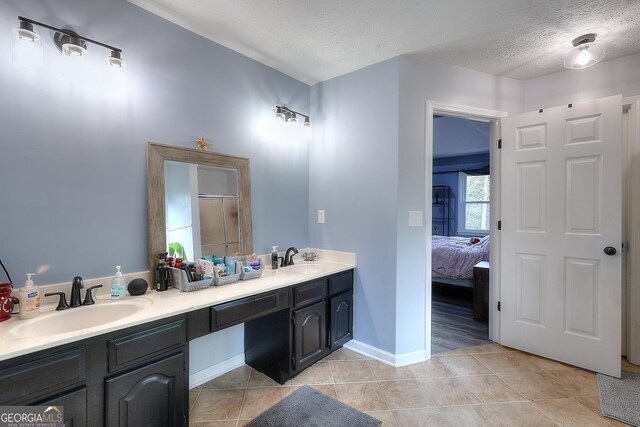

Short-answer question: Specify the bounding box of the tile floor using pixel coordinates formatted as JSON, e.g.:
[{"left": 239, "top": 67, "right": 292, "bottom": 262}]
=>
[{"left": 189, "top": 344, "right": 640, "bottom": 426}]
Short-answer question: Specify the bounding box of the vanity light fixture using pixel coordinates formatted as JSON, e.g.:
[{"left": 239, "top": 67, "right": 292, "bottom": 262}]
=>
[
  {"left": 13, "top": 16, "right": 126, "bottom": 68},
  {"left": 564, "top": 33, "right": 605, "bottom": 69},
  {"left": 275, "top": 105, "right": 311, "bottom": 127}
]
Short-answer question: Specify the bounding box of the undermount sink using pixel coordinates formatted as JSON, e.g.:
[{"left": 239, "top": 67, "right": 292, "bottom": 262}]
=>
[
  {"left": 9, "top": 298, "right": 152, "bottom": 338},
  {"left": 278, "top": 263, "right": 324, "bottom": 275}
]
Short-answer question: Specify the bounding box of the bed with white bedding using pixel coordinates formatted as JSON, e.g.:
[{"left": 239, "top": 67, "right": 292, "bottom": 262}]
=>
[{"left": 432, "top": 235, "right": 490, "bottom": 287}]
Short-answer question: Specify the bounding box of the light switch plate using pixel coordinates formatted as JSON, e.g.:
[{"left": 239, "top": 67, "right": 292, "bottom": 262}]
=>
[
  {"left": 409, "top": 211, "right": 423, "bottom": 227},
  {"left": 317, "top": 209, "right": 325, "bottom": 224}
]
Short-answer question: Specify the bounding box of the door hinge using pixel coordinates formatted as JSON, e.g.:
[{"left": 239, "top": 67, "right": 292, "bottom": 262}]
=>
[
  {"left": 498, "top": 138, "right": 502, "bottom": 149},
  {"left": 183, "top": 360, "right": 186, "bottom": 372},
  {"left": 497, "top": 301, "right": 501, "bottom": 311},
  {"left": 497, "top": 221, "right": 502, "bottom": 230}
]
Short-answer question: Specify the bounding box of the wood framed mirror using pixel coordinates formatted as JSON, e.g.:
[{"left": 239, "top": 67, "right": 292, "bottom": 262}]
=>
[{"left": 147, "top": 142, "right": 253, "bottom": 272}]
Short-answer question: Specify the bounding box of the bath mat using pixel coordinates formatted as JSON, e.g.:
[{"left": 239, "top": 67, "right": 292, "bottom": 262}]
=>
[
  {"left": 245, "top": 385, "right": 382, "bottom": 427},
  {"left": 597, "top": 370, "right": 640, "bottom": 426}
]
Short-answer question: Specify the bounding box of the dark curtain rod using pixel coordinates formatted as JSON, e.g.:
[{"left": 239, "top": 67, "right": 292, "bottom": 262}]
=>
[{"left": 433, "top": 165, "right": 490, "bottom": 176}]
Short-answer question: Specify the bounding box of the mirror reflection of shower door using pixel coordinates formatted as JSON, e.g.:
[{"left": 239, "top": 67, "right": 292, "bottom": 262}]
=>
[{"left": 199, "top": 197, "right": 240, "bottom": 257}]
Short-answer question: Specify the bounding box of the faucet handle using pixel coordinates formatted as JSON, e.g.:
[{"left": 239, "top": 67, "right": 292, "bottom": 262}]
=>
[
  {"left": 83, "top": 284, "right": 103, "bottom": 306},
  {"left": 45, "top": 292, "right": 69, "bottom": 310}
]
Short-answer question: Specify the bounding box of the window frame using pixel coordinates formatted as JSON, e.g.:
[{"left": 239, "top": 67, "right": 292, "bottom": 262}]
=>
[{"left": 457, "top": 172, "right": 490, "bottom": 236}]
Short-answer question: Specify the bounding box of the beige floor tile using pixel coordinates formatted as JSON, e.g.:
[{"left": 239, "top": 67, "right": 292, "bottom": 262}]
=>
[
  {"left": 366, "top": 410, "right": 399, "bottom": 426},
  {"left": 622, "top": 358, "right": 640, "bottom": 373},
  {"left": 484, "top": 401, "right": 557, "bottom": 427},
  {"left": 508, "top": 352, "right": 574, "bottom": 373},
  {"left": 247, "top": 369, "right": 290, "bottom": 388},
  {"left": 391, "top": 407, "right": 449, "bottom": 427},
  {"left": 437, "top": 355, "right": 492, "bottom": 376},
  {"left": 533, "top": 398, "right": 612, "bottom": 426},
  {"left": 459, "top": 375, "right": 523, "bottom": 403},
  {"left": 239, "top": 387, "right": 291, "bottom": 419},
  {"left": 459, "top": 343, "right": 509, "bottom": 354},
  {"left": 292, "top": 384, "right": 337, "bottom": 399},
  {"left": 190, "top": 422, "right": 239, "bottom": 427},
  {"left": 202, "top": 365, "right": 252, "bottom": 390},
  {"left": 190, "top": 389, "right": 245, "bottom": 422},
  {"left": 291, "top": 361, "right": 333, "bottom": 385},
  {"left": 407, "top": 358, "right": 454, "bottom": 379},
  {"left": 330, "top": 360, "right": 375, "bottom": 383},
  {"left": 368, "top": 359, "right": 415, "bottom": 381},
  {"left": 335, "top": 382, "right": 389, "bottom": 411},
  {"left": 500, "top": 372, "right": 567, "bottom": 400},
  {"left": 574, "top": 395, "right": 630, "bottom": 427},
  {"left": 473, "top": 352, "right": 535, "bottom": 375},
  {"left": 237, "top": 420, "right": 251, "bottom": 427},
  {"left": 378, "top": 380, "right": 436, "bottom": 409},
  {"left": 328, "top": 347, "right": 368, "bottom": 360},
  {"left": 542, "top": 369, "right": 599, "bottom": 397},
  {"left": 439, "top": 404, "right": 501, "bottom": 426},
  {"left": 419, "top": 377, "right": 480, "bottom": 406},
  {"left": 189, "top": 389, "right": 201, "bottom": 413}
]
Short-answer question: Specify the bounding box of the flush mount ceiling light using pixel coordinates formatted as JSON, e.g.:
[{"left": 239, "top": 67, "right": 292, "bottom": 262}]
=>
[
  {"left": 564, "top": 33, "right": 605, "bottom": 70},
  {"left": 13, "top": 16, "right": 126, "bottom": 68},
  {"left": 275, "top": 105, "right": 311, "bottom": 127}
]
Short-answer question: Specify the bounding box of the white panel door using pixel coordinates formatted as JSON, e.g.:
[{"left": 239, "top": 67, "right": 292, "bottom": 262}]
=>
[{"left": 501, "top": 95, "right": 622, "bottom": 377}]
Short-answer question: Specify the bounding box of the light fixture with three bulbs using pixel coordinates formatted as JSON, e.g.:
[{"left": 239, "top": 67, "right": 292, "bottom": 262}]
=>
[{"left": 276, "top": 106, "right": 311, "bottom": 127}]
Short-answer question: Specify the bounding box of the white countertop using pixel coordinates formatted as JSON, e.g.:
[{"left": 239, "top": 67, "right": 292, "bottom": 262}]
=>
[{"left": 0, "top": 253, "right": 355, "bottom": 362}]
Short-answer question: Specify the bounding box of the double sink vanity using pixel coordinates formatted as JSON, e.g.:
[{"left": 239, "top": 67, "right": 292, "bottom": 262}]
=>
[
  {"left": 0, "top": 257, "right": 355, "bottom": 427},
  {"left": 0, "top": 142, "right": 357, "bottom": 426}
]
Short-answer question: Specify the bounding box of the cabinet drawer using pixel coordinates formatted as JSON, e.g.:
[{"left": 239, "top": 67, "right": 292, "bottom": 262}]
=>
[
  {"left": 108, "top": 319, "right": 186, "bottom": 372},
  {"left": 292, "top": 279, "right": 327, "bottom": 308},
  {"left": 0, "top": 347, "right": 86, "bottom": 405},
  {"left": 211, "top": 288, "right": 288, "bottom": 331},
  {"left": 329, "top": 270, "right": 353, "bottom": 296}
]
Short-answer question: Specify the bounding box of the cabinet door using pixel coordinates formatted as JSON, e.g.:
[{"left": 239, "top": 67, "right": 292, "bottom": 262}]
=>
[
  {"left": 106, "top": 352, "right": 185, "bottom": 427},
  {"left": 40, "top": 387, "right": 87, "bottom": 427},
  {"left": 293, "top": 301, "right": 328, "bottom": 372},
  {"left": 330, "top": 291, "right": 353, "bottom": 351}
]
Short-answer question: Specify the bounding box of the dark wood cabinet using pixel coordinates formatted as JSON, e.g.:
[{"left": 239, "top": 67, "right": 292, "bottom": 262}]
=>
[
  {"left": 330, "top": 291, "right": 353, "bottom": 351},
  {"left": 105, "top": 352, "right": 185, "bottom": 427},
  {"left": 473, "top": 261, "right": 490, "bottom": 322},
  {"left": 293, "top": 300, "right": 328, "bottom": 372},
  {"left": 40, "top": 387, "right": 87, "bottom": 427}
]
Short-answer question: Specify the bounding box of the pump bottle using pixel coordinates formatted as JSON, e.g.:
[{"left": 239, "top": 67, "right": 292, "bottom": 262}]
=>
[
  {"left": 271, "top": 246, "right": 279, "bottom": 269},
  {"left": 18, "top": 273, "right": 40, "bottom": 319},
  {"left": 111, "top": 266, "right": 126, "bottom": 300}
]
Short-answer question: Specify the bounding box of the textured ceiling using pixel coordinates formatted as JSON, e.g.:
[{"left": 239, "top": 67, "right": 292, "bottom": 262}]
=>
[{"left": 126, "top": 0, "right": 640, "bottom": 85}]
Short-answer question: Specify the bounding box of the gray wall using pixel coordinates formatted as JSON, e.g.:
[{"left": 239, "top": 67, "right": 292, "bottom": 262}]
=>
[
  {"left": 309, "top": 58, "right": 400, "bottom": 354},
  {"left": 0, "top": 0, "right": 310, "bottom": 286}
]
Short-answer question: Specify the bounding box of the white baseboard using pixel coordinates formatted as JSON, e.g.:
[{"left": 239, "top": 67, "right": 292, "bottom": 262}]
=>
[
  {"left": 344, "top": 340, "right": 427, "bottom": 367},
  {"left": 189, "top": 353, "right": 245, "bottom": 389}
]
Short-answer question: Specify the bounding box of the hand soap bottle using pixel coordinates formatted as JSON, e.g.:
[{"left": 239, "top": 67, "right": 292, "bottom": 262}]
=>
[
  {"left": 271, "top": 246, "right": 279, "bottom": 269},
  {"left": 18, "top": 273, "right": 40, "bottom": 319},
  {"left": 111, "top": 266, "right": 126, "bottom": 300}
]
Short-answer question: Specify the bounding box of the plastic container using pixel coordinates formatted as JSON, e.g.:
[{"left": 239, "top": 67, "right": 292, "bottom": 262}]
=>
[
  {"left": 111, "top": 266, "right": 126, "bottom": 300},
  {"left": 167, "top": 267, "right": 213, "bottom": 292},
  {"left": 18, "top": 273, "right": 40, "bottom": 319}
]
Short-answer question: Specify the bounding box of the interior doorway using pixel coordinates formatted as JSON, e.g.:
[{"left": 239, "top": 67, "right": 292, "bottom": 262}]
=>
[{"left": 430, "top": 115, "right": 492, "bottom": 354}]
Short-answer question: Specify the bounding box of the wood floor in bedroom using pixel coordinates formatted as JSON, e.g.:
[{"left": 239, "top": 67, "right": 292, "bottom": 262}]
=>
[{"left": 432, "top": 300, "right": 491, "bottom": 355}]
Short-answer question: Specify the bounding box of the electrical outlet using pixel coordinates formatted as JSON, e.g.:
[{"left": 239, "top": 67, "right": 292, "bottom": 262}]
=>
[{"left": 317, "top": 210, "right": 325, "bottom": 224}]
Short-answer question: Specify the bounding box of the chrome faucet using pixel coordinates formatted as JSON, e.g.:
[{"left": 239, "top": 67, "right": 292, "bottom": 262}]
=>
[
  {"left": 282, "top": 247, "right": 299, "bottom": 267},
  {"left": 70, "top": 276, "right": 84, "bottom": 307}
]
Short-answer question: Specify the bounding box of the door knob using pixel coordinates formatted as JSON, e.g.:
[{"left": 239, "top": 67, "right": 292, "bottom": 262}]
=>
[{"left": 603, "top": 246, "right": 617, "bottom": 256}]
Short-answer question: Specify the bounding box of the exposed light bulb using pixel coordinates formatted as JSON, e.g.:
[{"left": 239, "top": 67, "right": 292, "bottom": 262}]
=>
[{"left": 576, "top": 47, "right": 591, "bottom": 66}]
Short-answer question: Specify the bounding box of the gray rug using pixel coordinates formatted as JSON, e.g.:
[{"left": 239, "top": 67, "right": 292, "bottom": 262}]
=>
[
  {"left": 245, "top": 385, "right": 382, "bottom": 427},
  {"left": 597, "top": 371, "right": 640, "bottom": 426}
]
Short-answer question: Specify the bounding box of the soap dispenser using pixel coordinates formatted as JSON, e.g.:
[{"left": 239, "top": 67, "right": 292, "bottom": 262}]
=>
[
  {"left": 271, "top": 246, "right": 279, "bottom": 269},
  {"left": 111, "top": 266, "right": 126, "bottom": 300},
  {"left": 18, "top": 273, "right": 40, "bottom": 319}
]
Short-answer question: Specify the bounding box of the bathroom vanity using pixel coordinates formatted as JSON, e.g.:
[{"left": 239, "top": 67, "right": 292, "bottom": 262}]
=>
[{"left": 0, "top": 263, "right": 354, "bottom": 427}]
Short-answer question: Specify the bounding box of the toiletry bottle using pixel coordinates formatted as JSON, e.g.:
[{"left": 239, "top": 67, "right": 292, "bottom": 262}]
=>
[
  {"left": 18, "top": 273, "right": 40, "bottom": 319},
  {"left": 271, "top": 246, "right": 279, "bottom": 269},
  {"left": 155, "top": 253, "right": 169, "bottom": 291},
  {"left": 111, "top": 266, "right": 126, "bottom": 300}
]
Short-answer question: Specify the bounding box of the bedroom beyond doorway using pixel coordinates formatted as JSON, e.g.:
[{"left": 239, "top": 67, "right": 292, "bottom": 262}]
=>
[{"left": 431, "top": 115, "right": 492, "bottom": 354}]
